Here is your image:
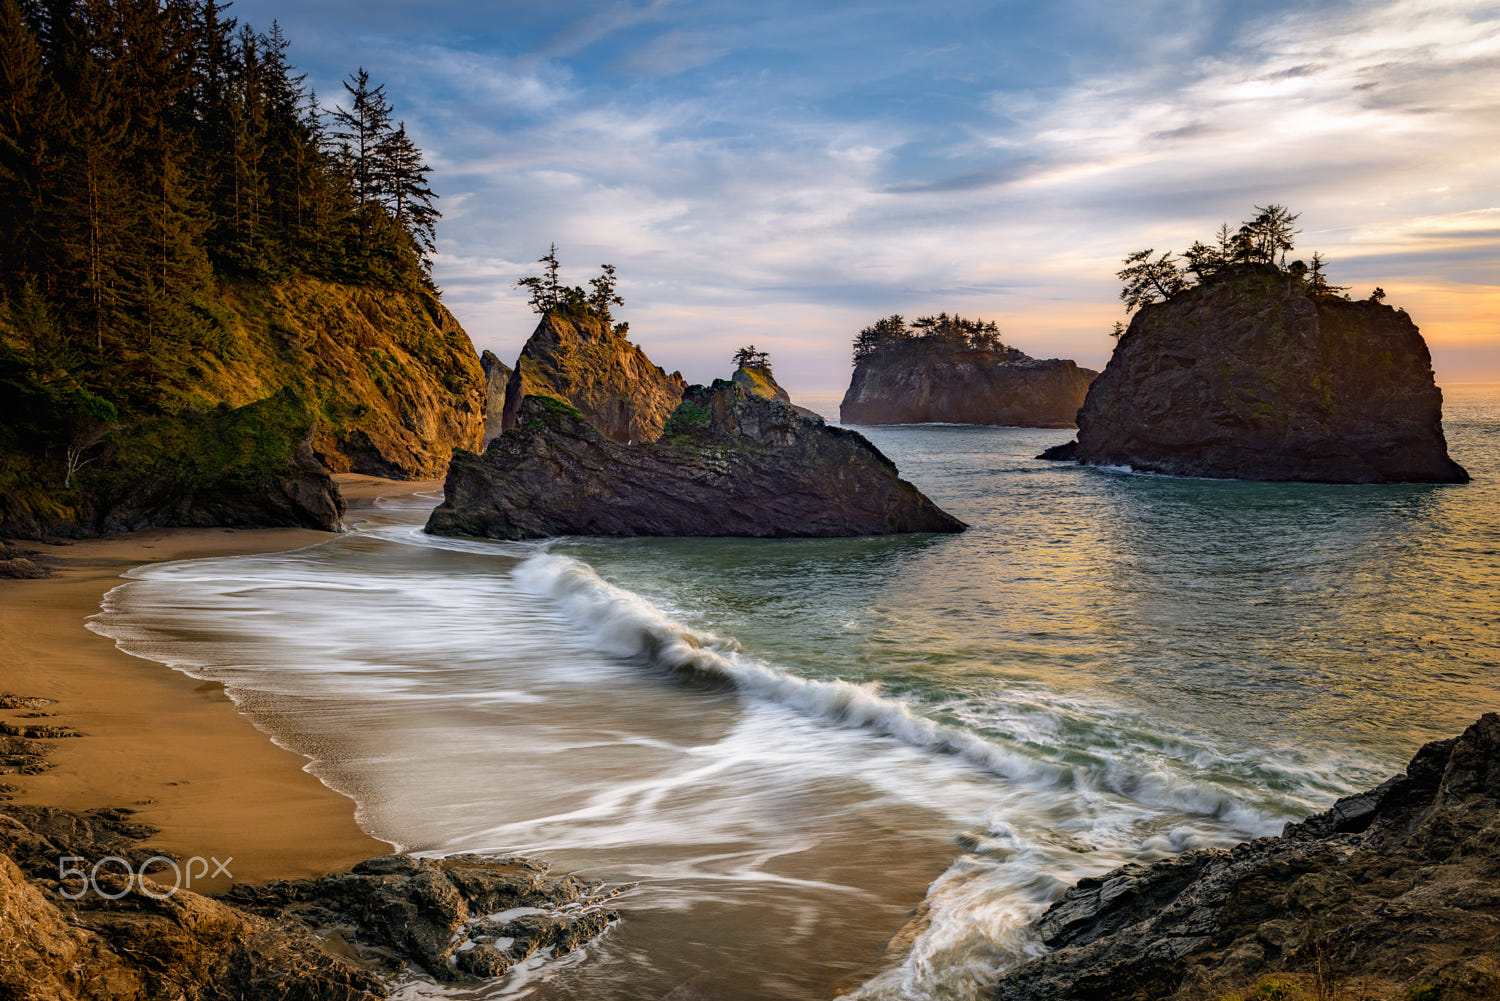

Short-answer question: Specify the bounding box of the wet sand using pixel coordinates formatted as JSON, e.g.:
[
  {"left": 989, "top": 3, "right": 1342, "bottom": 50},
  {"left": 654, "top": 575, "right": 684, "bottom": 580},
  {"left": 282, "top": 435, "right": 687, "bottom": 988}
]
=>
[{"left": 0, "top": 475, "right": 441, "bottom": 887}]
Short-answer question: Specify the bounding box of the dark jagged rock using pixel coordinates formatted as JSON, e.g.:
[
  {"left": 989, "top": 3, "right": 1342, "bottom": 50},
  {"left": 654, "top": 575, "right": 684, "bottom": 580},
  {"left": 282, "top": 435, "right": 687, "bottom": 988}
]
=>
[
  {"left": 1035, "top": 440, "right": 1078, "bottom": 461},
  {"left": 480, "top": 349, "right": 513, "bottom": 446},
  {"left": 1055, "top": 267, "right": 1468, "bottom": 482},
  {"left": 990, "top": 713, "right": 1500, "bottom": 1001},
  {"left": 841, "top": 342, "right": 1096, "bottom": 427},
  {"left": 731, "top": 364, "right": 822, "bottom": 420},
  {"left": 501, "top": 310, "right": 686, "bottom": 444},
  {"left": 0, "top": 802, "right": 621, "bottom": 1000},
  {"left": 429, "top": 381, "right": 966, "bottom": 539}
]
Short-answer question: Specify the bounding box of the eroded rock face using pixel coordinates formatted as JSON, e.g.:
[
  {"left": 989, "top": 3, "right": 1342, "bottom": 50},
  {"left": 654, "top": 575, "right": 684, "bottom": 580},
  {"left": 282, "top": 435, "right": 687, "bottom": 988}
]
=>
[
  {"left": 480, "top": 349, "right": 513, "bottom": 446},
  {"left": 989, "top": 713, "right": 1500, "bottom": 1001},
  {"left": 501, "top": 311, "right": 686, "bottom": 444},
  {"left": 429, "top": 381, "right": 966, "bottom": 539},
  {"left": 841, "top": 344, "right": 1096, "bottom": 427},
  {"left": 732, "top": 364, "right": 822, "bottom": 420},
  {"left": 1063, "top": 267, "right": 1467, "bottom": 482}
]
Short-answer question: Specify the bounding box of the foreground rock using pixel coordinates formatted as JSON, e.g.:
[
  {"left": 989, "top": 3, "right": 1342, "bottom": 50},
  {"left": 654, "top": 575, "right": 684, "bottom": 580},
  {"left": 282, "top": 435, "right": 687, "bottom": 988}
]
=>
[
  {"left": 501, "top": 310, "right": 686, "bottom": 443},
  {"left": 1049, "top": 266, "right": 1468, "bottom": 482},
  {"left": 0, "top": 803, "right": 621, "bottom": 1000},
  {"left": 991, "top": 713, "right": 1500, "bottom": 1001},
  {"left": 841, "top": 341, "right": 1096, "bottom": 427},
  {"left": 429, "top": 381, "right": 966, "bottom": 539}
]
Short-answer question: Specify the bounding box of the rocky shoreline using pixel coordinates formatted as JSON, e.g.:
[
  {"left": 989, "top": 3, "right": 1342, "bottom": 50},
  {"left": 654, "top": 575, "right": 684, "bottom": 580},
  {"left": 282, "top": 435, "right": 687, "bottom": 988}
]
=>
[
  {"left": 990, "top": 713, "right": 1500, "bottom": 1001},
  {"left": 0, "top": 691, "right": 623, "bottom": 1000}
]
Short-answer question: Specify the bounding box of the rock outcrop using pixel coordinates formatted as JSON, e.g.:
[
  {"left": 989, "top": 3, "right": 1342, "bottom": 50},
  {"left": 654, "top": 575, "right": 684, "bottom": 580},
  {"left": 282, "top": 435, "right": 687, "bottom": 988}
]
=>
[
  {"left": 732, "top": 364, "right": 822, "bottom": 420},
  {"left": 0, "top": 803, "right": 621, "bottom": 1000},
  {"left": 1048, "top": 267, "right": 1467, "bottom": 482},
  {"left": 480, "top": 349, "right": 512, "bottom": 446},
  {"left": 990, "top": 713, "right": 1500, "bottom": 1001},
  {"left": 841, "top": 343, "right": 1096, "bottom": 427},
  {"left": 500, "top": 310, "right": 686, "bottom": 444},
  {"left": 428, "top": 381, "right": 966, "bottom": 539}
]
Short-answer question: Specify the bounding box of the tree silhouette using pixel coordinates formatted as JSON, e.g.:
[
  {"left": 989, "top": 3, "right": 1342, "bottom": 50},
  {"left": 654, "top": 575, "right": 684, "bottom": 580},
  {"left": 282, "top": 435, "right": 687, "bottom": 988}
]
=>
[{"left": 1117, "top": 249, "right": 1187, "bottom": 311}]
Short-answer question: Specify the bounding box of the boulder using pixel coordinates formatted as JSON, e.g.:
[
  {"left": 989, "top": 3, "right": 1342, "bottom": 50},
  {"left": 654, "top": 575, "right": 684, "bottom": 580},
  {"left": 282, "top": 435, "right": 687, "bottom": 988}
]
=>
[
  {"left": 989, "top": 713, "right": 1500, "bottom": 1001},
  {"left": 731, "top": 364, "right": 822, "bottom": 420},
  {"left": 501, "top": 311, "right": 686, "bottom": 444},
  {"left": 428, "top": 381, "right": 966, "bottom": 539},
  {"left": 1053, "top": 266, "right": 1468, "bottom": 482},
  {"left": 841, "top": 342, "right": 1096, "bottom": 427}
]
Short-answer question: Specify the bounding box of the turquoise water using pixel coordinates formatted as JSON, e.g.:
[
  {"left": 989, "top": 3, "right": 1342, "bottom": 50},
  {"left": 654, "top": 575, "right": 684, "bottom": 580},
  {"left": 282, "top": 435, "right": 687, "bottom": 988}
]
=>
[{"left": 89, "top": 385, "right": 1499, "bottom": 1000}]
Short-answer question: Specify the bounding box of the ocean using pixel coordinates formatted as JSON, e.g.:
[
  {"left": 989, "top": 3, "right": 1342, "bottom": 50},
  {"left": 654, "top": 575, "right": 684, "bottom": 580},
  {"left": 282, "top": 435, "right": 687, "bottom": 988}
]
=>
[{"left": 88, "top": 384, "right": 1500, "bottom": 1001}]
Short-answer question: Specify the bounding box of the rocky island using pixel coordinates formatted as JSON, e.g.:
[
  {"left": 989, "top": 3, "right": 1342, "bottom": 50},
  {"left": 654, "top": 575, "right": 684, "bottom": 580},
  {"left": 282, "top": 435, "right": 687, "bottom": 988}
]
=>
[
  {"left": 500, "top": 309, "right": 686, "bottom": 444},
  {"left": 729, "top": 345, "right": 823, "bottom": 419},
  {"left": 1043, "top": 214, "right": 1467, "bottom": 482},
  {"left": 991, "top": 712, "right": 1500, "bottom": 1001},
  {"left": 840, "top": 313, "right": 1097, "bottom": 426},
  {"left": 427, "top": 379, "right": 966, "bottom": 539}
]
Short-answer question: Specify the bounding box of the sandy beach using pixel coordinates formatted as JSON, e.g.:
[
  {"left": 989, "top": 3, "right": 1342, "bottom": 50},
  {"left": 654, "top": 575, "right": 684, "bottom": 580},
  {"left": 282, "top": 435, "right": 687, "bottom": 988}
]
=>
[{"left": 0, "top": 475, "right": 442, "bottom": 888}]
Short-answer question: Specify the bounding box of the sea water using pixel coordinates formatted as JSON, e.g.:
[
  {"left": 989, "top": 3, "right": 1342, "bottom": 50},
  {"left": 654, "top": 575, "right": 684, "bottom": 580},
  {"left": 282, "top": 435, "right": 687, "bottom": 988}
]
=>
[{"left": 88, "top": 385, "right": 1500, "bottom": 1001}]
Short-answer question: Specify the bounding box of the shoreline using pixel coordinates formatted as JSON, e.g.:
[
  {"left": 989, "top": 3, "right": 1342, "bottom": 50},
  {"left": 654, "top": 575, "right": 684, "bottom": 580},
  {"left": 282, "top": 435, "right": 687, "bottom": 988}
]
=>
[{"left": 0, "top": 474, "right": 443, "bottom": 888}]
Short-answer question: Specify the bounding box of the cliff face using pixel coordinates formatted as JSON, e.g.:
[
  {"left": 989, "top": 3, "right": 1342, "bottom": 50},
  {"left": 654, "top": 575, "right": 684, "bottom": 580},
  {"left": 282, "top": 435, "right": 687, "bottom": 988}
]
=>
[
  {"left": 480, "top": 350, "right": 512, "bottom": 446},
  {"left": 428, "top": 382, "right": 966, "bottom": 539},
  {"left": 1066, "top": 267, "right": 1467, "bottom": 482},
  {"left": 215, "top": 279, "right": 485, "bottom": 479},
  {"left": 841, "top": 345, "right": 1097, "bottom": 427},
  {"left": 0, "top": 277, "right": 485, "bottom": 537},
  {"left": 500, "top": 311, "right": 685, "bottom": 444},
  {"left": 990, "top": 713, "right": 1500, "bottom": 1001}
]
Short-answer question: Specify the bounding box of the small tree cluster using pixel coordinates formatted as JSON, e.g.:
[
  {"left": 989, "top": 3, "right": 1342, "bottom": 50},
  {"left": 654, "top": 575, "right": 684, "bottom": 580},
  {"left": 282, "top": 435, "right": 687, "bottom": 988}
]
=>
[
  {"left": 733, "top": 346, "right": 771, "bottom": 372},
  {"left": 1116, "top": 205, "right": 1358, "bottom": 319},
  {"left": 853, "top": 313, "right": 1018, "bottom": 360},
  {"left": 517, "top": 246, "right": 624, "bottom": 323}
]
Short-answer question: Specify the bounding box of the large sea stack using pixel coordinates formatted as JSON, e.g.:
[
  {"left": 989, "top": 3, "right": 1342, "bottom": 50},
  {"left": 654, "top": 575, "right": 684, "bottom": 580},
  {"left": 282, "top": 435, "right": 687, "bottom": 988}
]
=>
[
  {"left": 500, "top": 311, "right": 686, "bottom": 444},
  {"left": 990, "top": 713, "right": 1500, "bottom": 1001},
  {"left": 1054, "top": 266, "right": 1467, "bottom": 482},
  {"left": 428, "top": 381, "right": 966, "bottom": 539},
  {"left": 842, "top": 342, "right": 1095, "bottom": 427}
]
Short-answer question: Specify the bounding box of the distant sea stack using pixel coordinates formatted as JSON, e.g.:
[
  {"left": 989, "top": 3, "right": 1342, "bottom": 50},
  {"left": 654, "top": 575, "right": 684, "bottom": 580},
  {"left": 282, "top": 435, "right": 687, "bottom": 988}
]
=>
[
  {"left": 500, "top": 310, "right": 686, "bottom": 444},
  {"left": 839, "top": 314, "right": 1096, "bottom": 427},
  {"left": 428, "top": 381, "right": 966, "bottom": 539},
  {"left": 1054, "top": 266, "right": 1467, "bottom": 483}
]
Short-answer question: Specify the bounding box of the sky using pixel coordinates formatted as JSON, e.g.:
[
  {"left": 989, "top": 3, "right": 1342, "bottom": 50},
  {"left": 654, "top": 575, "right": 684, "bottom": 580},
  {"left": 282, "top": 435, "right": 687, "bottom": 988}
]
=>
[{"left": 229, "top": 0, "right": 1500, "bottom": 393}]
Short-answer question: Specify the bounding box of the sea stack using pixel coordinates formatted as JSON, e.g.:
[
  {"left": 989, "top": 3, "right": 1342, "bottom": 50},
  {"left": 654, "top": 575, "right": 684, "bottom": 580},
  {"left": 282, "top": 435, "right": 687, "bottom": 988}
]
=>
[
  {"left": 427, "top": 381, "right": 966, "bottom": 539},
  {"left": 840, "top": 317, "right": 1096, "bottom": 427},
  {"left": 731, "top": 362, "right": 822, "bottom": 420},
  {"left": 500, "top": 310, "right": 686, "bottom": 444},
  {"left": 1051, "top": 266, "right": 1467, "bottom": 482}
]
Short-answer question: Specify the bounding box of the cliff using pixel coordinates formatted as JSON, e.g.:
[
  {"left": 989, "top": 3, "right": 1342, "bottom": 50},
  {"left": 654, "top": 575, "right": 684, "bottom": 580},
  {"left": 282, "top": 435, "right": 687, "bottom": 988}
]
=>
[
  {"left": 841, "top": 343, "right": 1097, "bottom": 427},
  {"left": 1053, "top": 267, "right": 1467, "bottom": 482},
  {"left": 732, "top": 364, "right": 822, "bottom": 420},
  {"left": 0, "top": 277, "right": 486, "bottom": 537},
  {"left": 480, "top": 350, "right": 512, "bottom": 446},
  {"left": 500, "top": 310, "right": 686, "bottom": 444},
  {"left": 428, "top": 382, "right": 966, "bottom": 539},
  {"left": 990, "top": 713, "right": 1500, "bottom": 1001}
]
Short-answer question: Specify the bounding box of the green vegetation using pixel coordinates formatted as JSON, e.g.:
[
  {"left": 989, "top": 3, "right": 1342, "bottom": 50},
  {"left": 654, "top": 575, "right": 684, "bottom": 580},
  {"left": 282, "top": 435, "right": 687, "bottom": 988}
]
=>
[
  {"left": 517, "top": 246, "right": 626, "bottom": 327},
  {"left": 1115, "top": 205, "right": 1360, "bottom": 318},
  {"left": 1405, "top": 985, "right": 1438, "bottom": 1001},
  {"left": 852, "top": 313, "right": 1020, "bottom": 362},
  {"left": 0, "top": 1, "right": 467, "bottom": 532}
]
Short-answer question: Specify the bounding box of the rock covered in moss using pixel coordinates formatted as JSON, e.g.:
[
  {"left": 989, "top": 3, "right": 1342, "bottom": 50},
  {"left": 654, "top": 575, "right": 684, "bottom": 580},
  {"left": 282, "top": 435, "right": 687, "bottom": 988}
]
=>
[
  {"left": 731, "top": 364, "right": 822, "bottom": 420},
  {"left": 841, "top": 342, "right": 1096, "bottom": 427},
  {"left": 1056, "top": 266, "right": 1467, "bottom": 482},
  {"left": 500, "top": 310, "right": 686, "bottom": 444},
  {"left": 428, "top": 381, "right": 966, "bottom": 539}
]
